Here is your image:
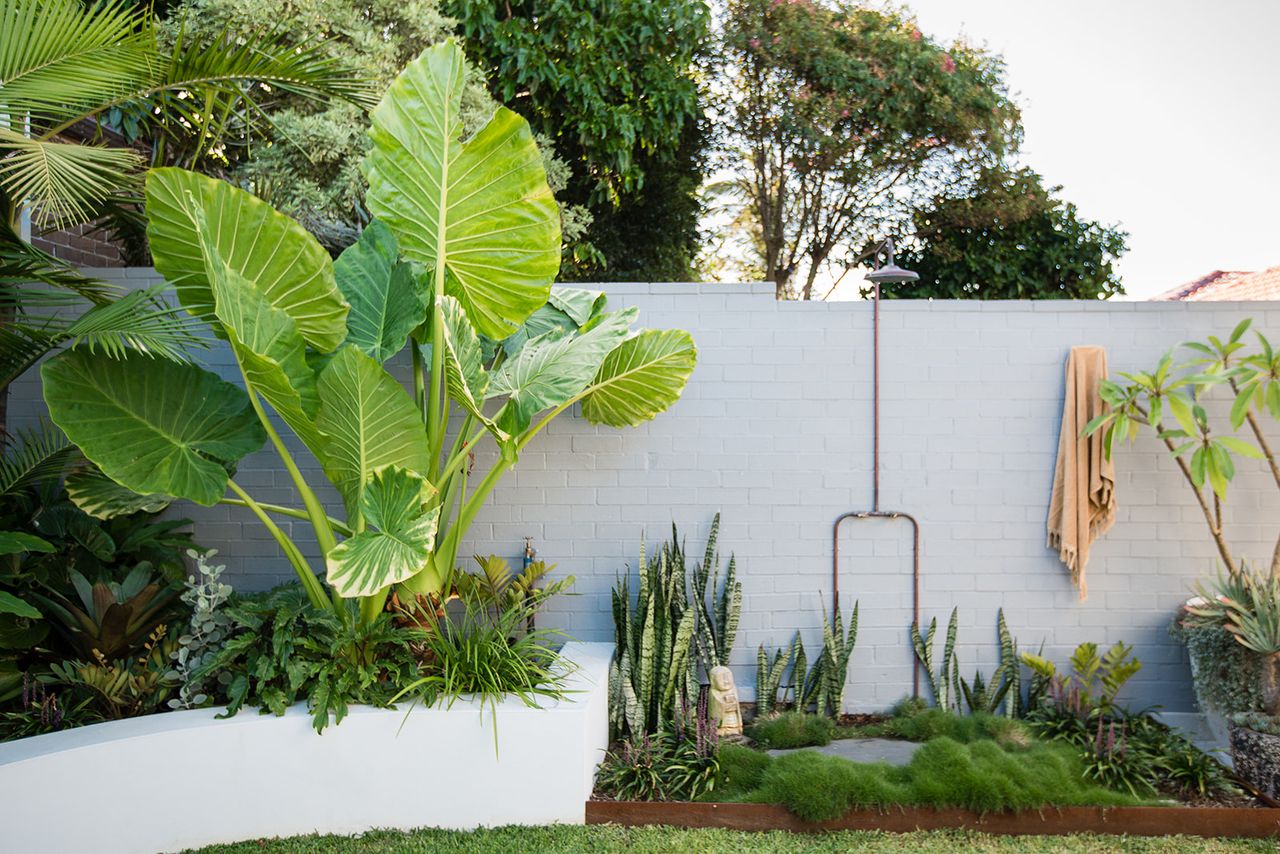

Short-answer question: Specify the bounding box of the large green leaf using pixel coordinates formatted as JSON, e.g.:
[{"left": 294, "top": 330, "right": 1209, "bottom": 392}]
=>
[
  {"left": 549, "top": 287, "right": 608, "bottom": 325},
  {"left": 316, "top": 346, "right": 433, "bottom": 514},
  {"left": 64, "top": 465, "right": 171, "bottom": 520},
  {"left": 364, "top": 40, "right": 560, "bottom": 339},
  {"left": 325, "top": 466, "right": 439, "bottom": 598},
  {"left": 0, "top": 531, "right": 54, "bottom": 556},
  {"left": 580, "top": 330, "right": 698, "bottom": 427},
  {"left": 41, "top": 349, "right": 266, "bottom": 506},
  {"left": 194, "top": 207, "right": 325, "bottom": 454},
  {"left": 334, "top": 221, "right": 428, "bottom": 363},
  {"left": 490, "top": 308, "right": 638, "bottom": 434},
  {"left": 436, "top": 295, "right": 505, "bottom": 442},
  {"left": 145, "top": 168, "right": 350, "bottom": 351},
  {"left": 498, "top": 285, "right": 606, "bottom": 359},
  {"left": 0, "top": 591, "right": 40, "bottom": 620}
]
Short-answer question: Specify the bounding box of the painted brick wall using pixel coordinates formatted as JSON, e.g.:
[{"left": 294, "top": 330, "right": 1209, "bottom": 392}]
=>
[
  {"left": 9, "top": 269, "right": 1280, "bottom": 713},
  {"left": 31, "top": 224, "right": 124, "bottom": 268}
]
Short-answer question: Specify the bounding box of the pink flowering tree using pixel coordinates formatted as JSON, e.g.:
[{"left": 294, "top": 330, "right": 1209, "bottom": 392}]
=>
[{"left": 716, "top": 0, "right": 1019, "bottom": 298}]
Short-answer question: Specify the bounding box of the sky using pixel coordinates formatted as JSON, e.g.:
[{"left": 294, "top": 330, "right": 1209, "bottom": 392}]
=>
[{"left": 899, "top": 0, "right": 1280, "bottom": 299}]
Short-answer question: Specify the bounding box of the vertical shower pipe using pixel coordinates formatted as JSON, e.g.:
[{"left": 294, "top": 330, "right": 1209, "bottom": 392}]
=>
[{"left": 832, "top": 238, "right": 923, "bottom": 697}]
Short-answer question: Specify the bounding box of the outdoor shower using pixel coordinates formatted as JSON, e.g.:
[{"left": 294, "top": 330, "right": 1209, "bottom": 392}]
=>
[{"left": 831, "top": 237, "right": 924, "bottom": 697}]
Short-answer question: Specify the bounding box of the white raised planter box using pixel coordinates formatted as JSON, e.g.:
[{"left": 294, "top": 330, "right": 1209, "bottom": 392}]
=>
[{"left": 0, "top": 641, "right": 610, "bottom": 854}]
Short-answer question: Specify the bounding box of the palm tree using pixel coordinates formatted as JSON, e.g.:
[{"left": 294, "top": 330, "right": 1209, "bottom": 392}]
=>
[{"left": 0, "top": 0, "right": 375, "bottom": 422}]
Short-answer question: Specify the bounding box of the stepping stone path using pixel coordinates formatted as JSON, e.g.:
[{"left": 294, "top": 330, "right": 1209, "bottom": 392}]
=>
[{"left": 768, "top": 737, "right": 922, "bottom": 767}]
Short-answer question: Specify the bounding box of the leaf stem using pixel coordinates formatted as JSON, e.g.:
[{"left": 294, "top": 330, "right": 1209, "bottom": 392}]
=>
[
  {"left": 241, "top": 379, "right": 338, "bottom": 557},
  {"left": 218, "top": 499, "right": 353, "bottom": 536},
  {"left": 227, "top": 479, "right": 328, "bottom": 610}
]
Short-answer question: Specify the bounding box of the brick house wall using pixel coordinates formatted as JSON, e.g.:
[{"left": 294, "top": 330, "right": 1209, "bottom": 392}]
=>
[{"left": 30, "top": 223, "right": 124, "bottom": 268}]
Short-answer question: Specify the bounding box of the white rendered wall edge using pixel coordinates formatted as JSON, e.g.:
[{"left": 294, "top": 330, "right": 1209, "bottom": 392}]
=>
[{"left": 0, "top": 641, "right": 611, "bottom": 854}]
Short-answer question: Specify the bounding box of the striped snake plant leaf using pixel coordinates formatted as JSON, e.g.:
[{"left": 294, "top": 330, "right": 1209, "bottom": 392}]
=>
[
  {"left": 324, "top": 466, "right": 438, "bottom": 598},
  {"left": 663, "top": 608, "right": 697, "bottom": 707},
  {"left": 702, "top": 512, "right": 720, "bottom": 583},
  {"left": 638, "top": 594, "right": 656, "bottom": 727},
  {"left": 756, "top": 645, "right": 771, "bottom": 715},
  {"left": 942, "top": 607, "right": 960, "bottom": 710},
  {"left": 621, "top": 657, "right": 642, "bottom": 739},
  {"left": 607, "top": 657, "right": 623, "bottom": 733},
  {"left": 315, "top": 345, "right": 434, "bottom": 519},
  {"left": 41, "top": 349, "right": 265, "bottom": 507},
  {"left": 997, "top": 608, "right": 1021, "bottom": 717},
  {"left": 637, "top": 538, "right": 651, "bottom": 617},
  {"left": 146, "top": 168, "right": 349, "bottom": 352},
  {"left": 789, "top": 631, "right": 808, "bottom": 708},
  {"left": 911, "top": 617, "right": 940, "bottom": 704},
  {"left": 364, "top": 40, "right": 559, "bottom": 339},
  {"left": 333, "top": 220, "right": 428, "bottom": 365},
  {"left": 716, "top": 554, "right": 741, "bottom": 665},
  {"left": 579, "top": 329, "right": 697, "bottom": 427},
  {"left": 654, "top": 596, "right": 672, "bottom": 720},
  {"left": 611, "top": 580, "right": 628, "bottom": 652}
]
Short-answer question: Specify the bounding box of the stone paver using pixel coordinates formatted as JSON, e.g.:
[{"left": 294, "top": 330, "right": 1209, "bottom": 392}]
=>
[{"left": 768, "top": 737, "right": 922, "bottom": 767}]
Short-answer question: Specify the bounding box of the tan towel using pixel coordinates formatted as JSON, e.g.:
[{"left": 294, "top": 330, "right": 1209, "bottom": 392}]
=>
[{"left": 1047, "top": 346, "right": 1116, "bottom": 600}]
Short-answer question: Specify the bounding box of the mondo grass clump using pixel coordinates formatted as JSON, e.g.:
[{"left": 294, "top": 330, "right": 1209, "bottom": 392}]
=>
[
  {"left": 745, "top": 711, "right": 835, "bottom": 749},
  {"left": 884, "top": 709, "right": 1033, "bottom": 749},
  {"left": 713, "top": 737, "right": 1145, "bottom": 822}
]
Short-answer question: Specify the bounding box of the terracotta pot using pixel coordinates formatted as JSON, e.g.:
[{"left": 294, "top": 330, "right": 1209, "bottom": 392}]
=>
[{"left": 1230, "top": 724, "right": 1280, "bottom": 799}]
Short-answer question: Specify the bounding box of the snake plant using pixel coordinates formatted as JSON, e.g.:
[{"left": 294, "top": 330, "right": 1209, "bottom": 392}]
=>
[{"left": 609, "top": 516, "right": 740, "bottom": 740}]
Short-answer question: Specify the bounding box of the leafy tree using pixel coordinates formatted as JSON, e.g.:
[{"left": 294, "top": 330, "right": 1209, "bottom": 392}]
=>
[
  {"left": 884, "top": 166, "right": 1127, "bottom": 300},
  {"left": 163, "top": 0, "right": 590, "bottom": 257},
  {"left": 448, "top": 0, "right": 709, "bottom": 280},
  {"left": 716, "top": 0, "right": 1019, "bottom": 299}
]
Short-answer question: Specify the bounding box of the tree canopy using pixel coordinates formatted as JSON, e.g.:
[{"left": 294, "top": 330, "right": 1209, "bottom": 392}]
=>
[
  {"left": 885, "top": 166, "right": 1128, "bottom": 300},
  {"left": 715, "top": 0, "right": 1020, "bottom": 299},
  {"left": 161, "top": 0, "right": 590, "bottom": 257},
  {"left": 448, "top": 0, "right": 710, "bottom": 281}
]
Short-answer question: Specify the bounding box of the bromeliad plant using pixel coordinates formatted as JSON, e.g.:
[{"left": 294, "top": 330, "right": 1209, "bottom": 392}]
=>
[{"left": 41, "top": 41, "right": 697, "bottom": 630}]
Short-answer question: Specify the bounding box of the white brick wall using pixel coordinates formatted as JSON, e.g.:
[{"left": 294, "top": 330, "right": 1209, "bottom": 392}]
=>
[{"left": 9, "top": 270, "right": 1280, "bottom": 712}]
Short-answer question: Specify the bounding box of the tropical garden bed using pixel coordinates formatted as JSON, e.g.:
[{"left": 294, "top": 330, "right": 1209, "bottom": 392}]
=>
[
  {"left": 594, "top": 520, "right": 1276, "bottom": 832},
  {"left": 5, "top": 2, "right": 1280, "bottom": 852}
]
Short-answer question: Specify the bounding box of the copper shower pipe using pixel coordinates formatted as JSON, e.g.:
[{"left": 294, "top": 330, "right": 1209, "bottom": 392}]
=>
[{"left": 831, "top": 246, "right": 923, "bottom": 698}]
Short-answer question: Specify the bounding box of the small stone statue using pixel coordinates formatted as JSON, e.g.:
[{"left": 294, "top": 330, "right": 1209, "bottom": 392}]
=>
[{"left": 708, "top": 665, "right": 743, "bottom": 738}]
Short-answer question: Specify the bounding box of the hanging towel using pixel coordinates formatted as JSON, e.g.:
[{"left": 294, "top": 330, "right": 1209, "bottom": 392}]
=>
[{"left": 1047, "top": 346, "right": 1116, "bottom": 600}]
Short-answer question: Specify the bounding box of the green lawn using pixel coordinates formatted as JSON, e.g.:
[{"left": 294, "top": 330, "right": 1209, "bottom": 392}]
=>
[{"left": 187, "top": 825, "right": 1278, "bottom": 853}]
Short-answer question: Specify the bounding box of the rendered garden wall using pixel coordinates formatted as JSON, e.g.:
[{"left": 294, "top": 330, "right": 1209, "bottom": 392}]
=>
[
  {"left": 9, "top": 270, "right": 1279, "bottom": 713},
  {"left": 0, "top": 642, "right": 610, "bottom": 854}
]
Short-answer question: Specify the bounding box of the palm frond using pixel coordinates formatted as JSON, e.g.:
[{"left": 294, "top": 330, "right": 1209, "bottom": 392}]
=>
[
  {"left": 0, "top": 129, "right": 141, "bottom": 228},
  {"left": 63, "top": 286, "right": 207, "bottom": 363},
  {"left": 0, "top": 0, "right": 154, "bottom": 126},
  {"left": 162, "top": 21, "right": 376, "bottom": 111},
  {"left": 0, "top": 319, "right": 59, "bottom": 393},
  {"left": 0, "top": 227, "right": 117, "bottom": 302},
  {"left": 0, "top": 421, "right": 74, "bottom": 496},
  {"left": 134, "top": 23, "right": 376, "bottom": 168}
]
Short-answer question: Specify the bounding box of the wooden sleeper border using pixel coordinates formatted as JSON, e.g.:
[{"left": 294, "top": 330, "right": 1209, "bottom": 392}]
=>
[{"left": 587, "top": 800, "right": 1280, "bottom": 838}]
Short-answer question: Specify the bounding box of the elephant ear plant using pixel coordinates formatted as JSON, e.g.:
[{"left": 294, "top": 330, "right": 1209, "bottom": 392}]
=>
[{"left": 41, "top": 42, "right": 697, "bottom": 638}]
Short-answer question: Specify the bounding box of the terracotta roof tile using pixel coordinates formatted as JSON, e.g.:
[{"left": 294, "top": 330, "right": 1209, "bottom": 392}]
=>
[{"left": 1153, "top": 266, "right": 1280, "bottom": 301}]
